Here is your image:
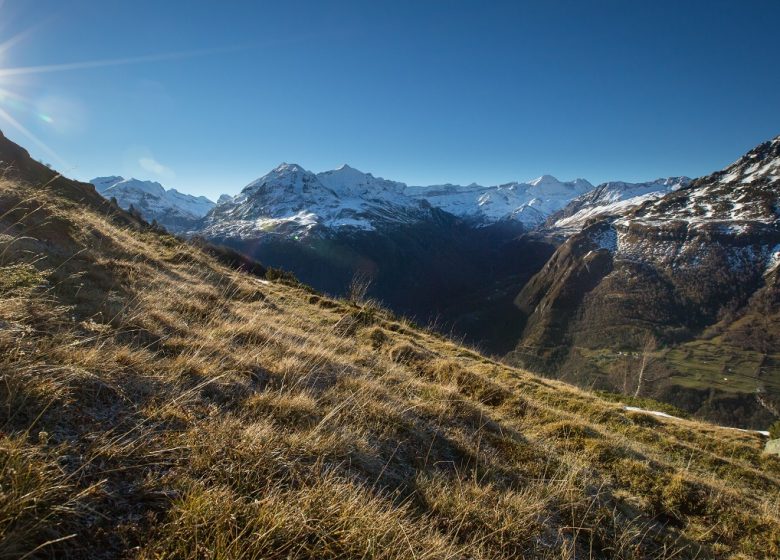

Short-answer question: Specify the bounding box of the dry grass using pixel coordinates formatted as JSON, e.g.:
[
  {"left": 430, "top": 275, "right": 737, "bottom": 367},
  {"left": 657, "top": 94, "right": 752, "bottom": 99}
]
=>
[{"left": 1, "top": 176, "right": 780, "bottom": 558}]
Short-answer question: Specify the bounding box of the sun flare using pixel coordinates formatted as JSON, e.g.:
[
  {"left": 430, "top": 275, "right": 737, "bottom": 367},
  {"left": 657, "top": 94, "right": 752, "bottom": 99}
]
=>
[
  {"left": 0, "top": 25, "right": 69, "bottom": 167},
  {"left": 0, "top": 17, "right": 236, "bottom": 170}
]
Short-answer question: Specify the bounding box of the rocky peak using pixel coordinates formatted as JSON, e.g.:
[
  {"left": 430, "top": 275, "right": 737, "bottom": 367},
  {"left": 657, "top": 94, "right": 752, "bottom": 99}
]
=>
[
  {"left": 630, "top": 137, "right": 780, "bottom": 227},
  {"left": 715, "top": 135, "right": 780, "bottom": 186}
]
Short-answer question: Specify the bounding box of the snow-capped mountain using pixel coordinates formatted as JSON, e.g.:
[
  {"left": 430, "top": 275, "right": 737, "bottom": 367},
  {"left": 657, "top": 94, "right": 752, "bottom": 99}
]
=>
[
  {"left": 627, "top": 138, "right": 780, "bottom": 228},
  {"left": 547, "top": 177, "right": 691, "bottom": 232},
  {"left": 406, "top": 175, "right": 594, "bottom": 227},
  {"left": 200, "top": 163, "right": 599, "bottom": 239},
  {"left": 200, "top": 163, "right": 430, "bottom": 239},
  {"left": 511, "top": 135, "right": 780, "bottom": 426},
  {"left": 91, "top": 176, "right": 214, "bottom": 233},
  {"left": 318, "top": 164, "right": 407, "bottom": 198},
  {"left": 90, "top": 163, "right": 602, "bottom": 241}
]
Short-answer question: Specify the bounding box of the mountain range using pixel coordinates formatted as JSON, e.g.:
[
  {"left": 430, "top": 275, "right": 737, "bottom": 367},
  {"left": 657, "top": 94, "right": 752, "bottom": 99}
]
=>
[
  {"left": 92, "top": 166, "right": 602, "bottom": 235},
  {"left": 4, "top": 126, "right": 779, "bottom": 558},
  {"left": 85, "top": 136, "right": 780, "bottom": 429},
  {"left": 92, "top": 176, "right": 216, "bottom": 233}
]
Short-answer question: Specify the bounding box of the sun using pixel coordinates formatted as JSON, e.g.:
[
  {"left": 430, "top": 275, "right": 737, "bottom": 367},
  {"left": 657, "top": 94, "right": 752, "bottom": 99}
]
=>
[
  {"left": 0, "top": 12, "right": 236, "bottom": 170},
  {"left": 0, "top": 26, "right": 69, "bottom": 167}
]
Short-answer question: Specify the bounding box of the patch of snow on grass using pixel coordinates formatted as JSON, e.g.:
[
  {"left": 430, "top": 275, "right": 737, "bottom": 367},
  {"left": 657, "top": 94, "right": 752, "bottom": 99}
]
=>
[{"left": 624, "top": 406, "right": 769, "bottom": 436}]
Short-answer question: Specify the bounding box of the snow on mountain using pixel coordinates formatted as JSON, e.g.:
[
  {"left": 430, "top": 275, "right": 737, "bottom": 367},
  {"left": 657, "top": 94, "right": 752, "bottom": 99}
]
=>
[
  {"left": 200, "top": 163, "right": 429, "bottom": 240},
  {"left": 512, "top": 135, "right": 780, "bottom": 421},
  {"left": 199, "top": 163, "right": 606, "bottom": 240},
  {"left": 317, "top": 164, "right": 406, "bottom": 198},
  {"left": 628, "top": 136, "right": 780, "bottom": 228},
  {"left": 567, "top": 135, "right": 780, "bottom": 273},
  {"left": 549, "top": 177, "right": 691, "bottom": 232},
  {"left": 406, "top": 175, "right": 594, "bottom": 226},
  {"left": 91, "top": 176, "right": 215, "bottom": 233}
]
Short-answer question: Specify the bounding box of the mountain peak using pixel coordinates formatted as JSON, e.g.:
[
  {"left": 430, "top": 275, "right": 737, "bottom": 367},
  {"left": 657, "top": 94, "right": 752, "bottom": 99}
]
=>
[
  {"left": 716, "top": 134, "right": 780, "bottom": 186},
  {"left": 93, "top": 177, "right": 166, "bottom": 197},
  {"left": 529, "top": 174, "right": 560, "bottom": 186},
  {"left": 273, "top": 162, "right": 307, "bottom": 174},
  {"left": 92, "top": 175, "right": 125, "bottom": 184},
  {"left": 316, "top": 164, "right": 407, "bottom": 198},
  {"left": 324, "top": 163, "right": 370, "bottom": 180}
]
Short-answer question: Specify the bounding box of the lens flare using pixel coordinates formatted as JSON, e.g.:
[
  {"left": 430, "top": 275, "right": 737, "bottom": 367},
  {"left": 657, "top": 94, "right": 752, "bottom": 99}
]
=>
[
  {"left": 0, "top": 106, "right": 66, "bottom": 166},
  {"left": 0, "top": 6, "right": 238, "bottom": 171}
]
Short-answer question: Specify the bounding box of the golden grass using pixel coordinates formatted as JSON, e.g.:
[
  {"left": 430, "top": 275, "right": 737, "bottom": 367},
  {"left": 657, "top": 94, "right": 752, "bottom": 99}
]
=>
[{"left": 1, "top": 177, "right": 780, "bottom": 558}]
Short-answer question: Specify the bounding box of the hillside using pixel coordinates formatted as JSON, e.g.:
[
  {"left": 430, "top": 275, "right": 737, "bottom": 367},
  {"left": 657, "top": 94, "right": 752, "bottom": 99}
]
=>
[
  {"left": 2, "top": 135, "right": 780, "bottom": 558},
  {"left": 91, "top": 162, "right": 601, "bottom": 350},
  {"left": 511, "top": 136, "right": 780, "bottom": 429}
]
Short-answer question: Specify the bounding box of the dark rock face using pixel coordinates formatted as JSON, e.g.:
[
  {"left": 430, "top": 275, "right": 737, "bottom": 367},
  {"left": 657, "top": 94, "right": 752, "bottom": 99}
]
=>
[{"left": 510, "top": 136, "right": 780, "bottom": 428}]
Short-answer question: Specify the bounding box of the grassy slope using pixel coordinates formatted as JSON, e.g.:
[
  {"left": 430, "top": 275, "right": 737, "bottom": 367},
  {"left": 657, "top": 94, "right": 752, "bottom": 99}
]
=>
[{"left": 1, "top": 176, "right": 780, "bottom": 559}]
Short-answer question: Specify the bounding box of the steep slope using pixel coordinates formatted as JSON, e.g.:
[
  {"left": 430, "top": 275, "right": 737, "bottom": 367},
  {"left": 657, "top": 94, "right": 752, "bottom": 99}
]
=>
[
  {"left": 91, "top": 176, "right": 215, "bottom": 233},
  {"left": 546, "top": 177, "right": 691, "bottom": 233},
  {"left": 2, "top": 132, "right": 780, "bottom": 559},
  {"left": 407, "top": 175, "right": 594, "bottom": 227},
  {"left": 511, "top": 136, "right": 780, "bottom": 428}
]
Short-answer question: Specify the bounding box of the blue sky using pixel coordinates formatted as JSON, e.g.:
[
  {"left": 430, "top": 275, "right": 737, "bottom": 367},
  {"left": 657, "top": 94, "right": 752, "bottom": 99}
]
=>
[{"left": 0, "top": 0, "right": 778, "bottom": 200}]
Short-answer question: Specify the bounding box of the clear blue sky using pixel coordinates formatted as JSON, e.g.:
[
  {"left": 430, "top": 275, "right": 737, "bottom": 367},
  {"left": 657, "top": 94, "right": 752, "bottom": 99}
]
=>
[{"left": 0, "top": 0, "right": 778, "bottom": 200}]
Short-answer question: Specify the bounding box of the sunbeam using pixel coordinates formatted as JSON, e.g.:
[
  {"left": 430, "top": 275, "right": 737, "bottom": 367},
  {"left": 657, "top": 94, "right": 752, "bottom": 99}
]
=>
[
  {"left": 0, "top": 106, "right": 68, "bottom": 167},
  {"left": 0, "top": 45, "right": 241, "bottom": 78},
  {"left": 0, "top": 7, "right": 240, "bottom": 174},
  {"left": 0, "top": 17, "right": 50, "bottom": 58}
]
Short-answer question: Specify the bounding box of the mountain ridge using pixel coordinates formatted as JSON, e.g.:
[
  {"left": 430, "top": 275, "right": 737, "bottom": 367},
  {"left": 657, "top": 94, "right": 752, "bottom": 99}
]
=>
[
  {"left": 2, "top": 127, "right": 779, "bottom": 558},
  {"left": 546, "top": 177, "right": 691, "bottom": 233},
  {"left": 91, "top": 176, "right": 215, "bottom": 233},
  {"left": 93, "top": 162, "right": 607, "bottom": 238},
  {"left": 510, "top": 134, "right": 780, "bottom": 428}
]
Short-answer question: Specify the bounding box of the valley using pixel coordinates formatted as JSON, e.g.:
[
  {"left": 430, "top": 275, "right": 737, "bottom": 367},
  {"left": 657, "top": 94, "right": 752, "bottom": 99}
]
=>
[
  {"left": 91, "top": 135, "right": 780, "bottom": 429},
  {"left": 2, "top": 2, "right": 778, "bottom": 557},
  {"left": 2, "top": 128, "right": 779, "bottom": 559}
]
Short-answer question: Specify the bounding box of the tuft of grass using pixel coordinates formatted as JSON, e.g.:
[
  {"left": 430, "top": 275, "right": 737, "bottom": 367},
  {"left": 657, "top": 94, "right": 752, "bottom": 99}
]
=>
[{"left": 769, "top": 419, "right": 780, "bottom": 439}]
